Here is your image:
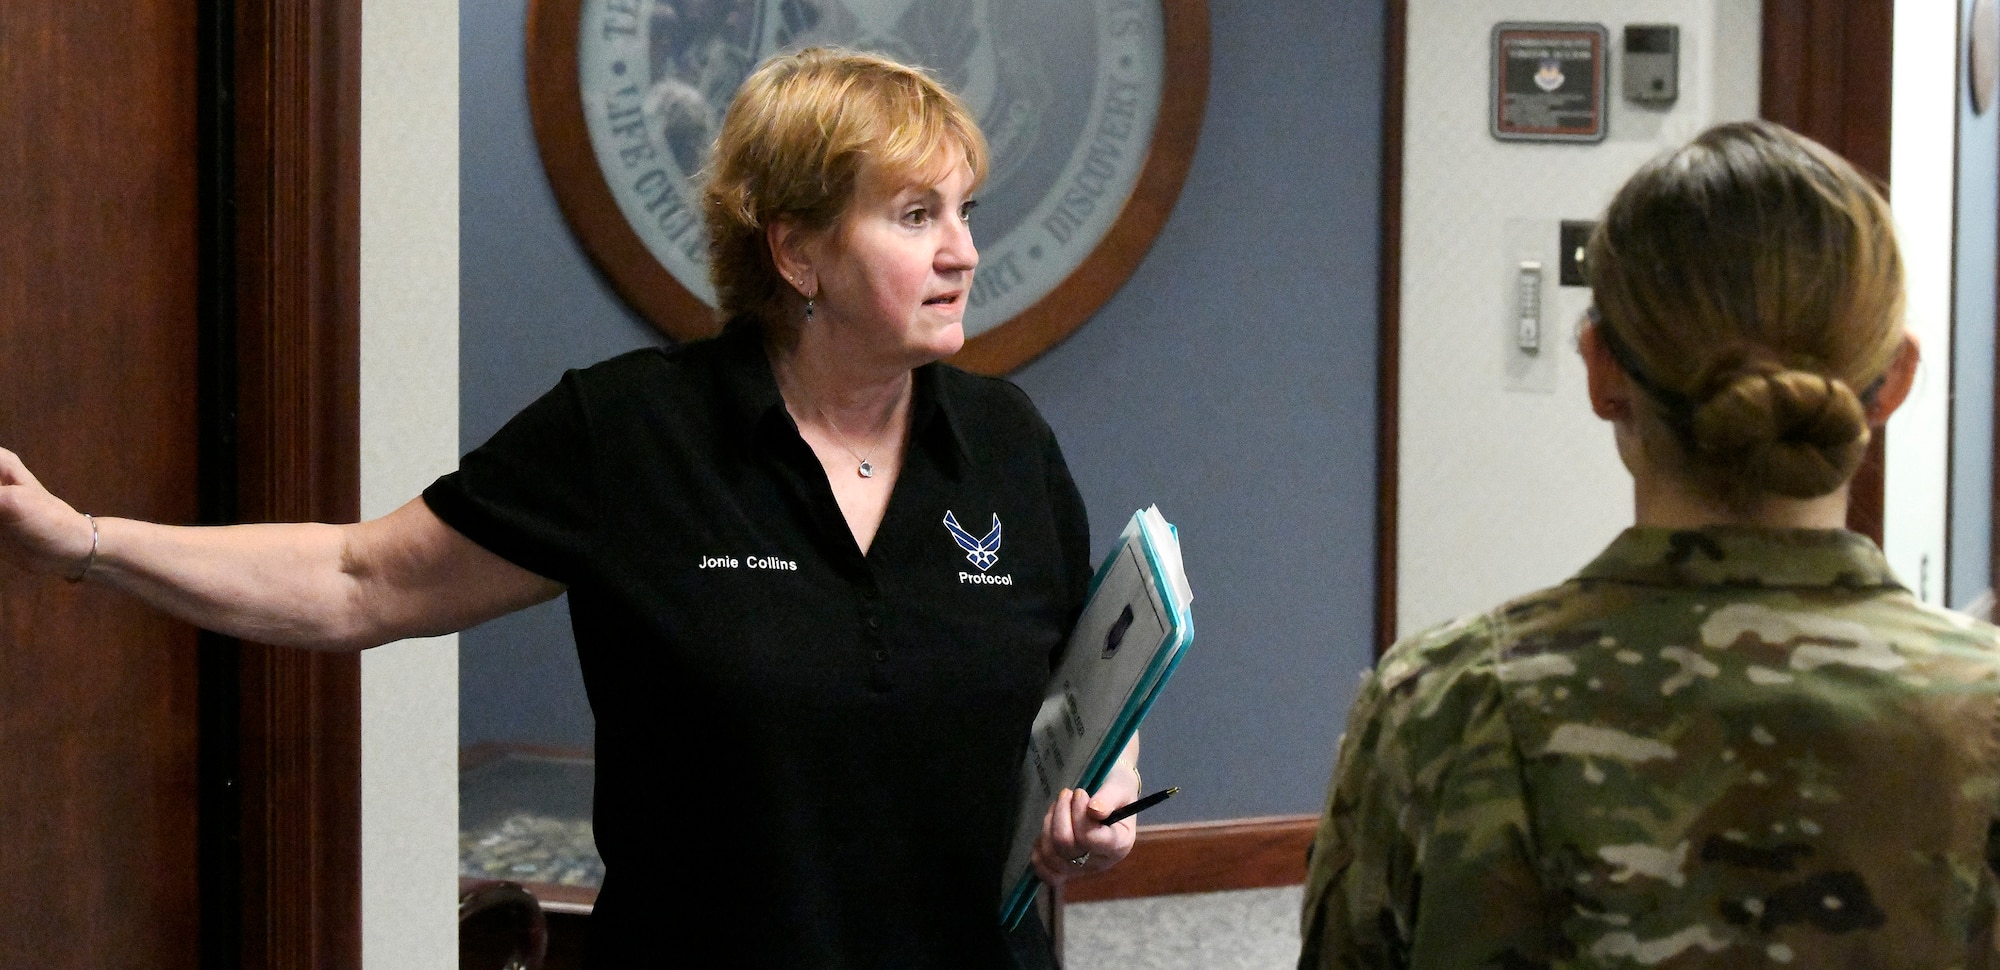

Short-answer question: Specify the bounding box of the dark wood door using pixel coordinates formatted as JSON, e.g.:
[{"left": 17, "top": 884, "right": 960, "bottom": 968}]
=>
[
  {"left": 1761, "top": 0, "right": 1894, "bottom": 543},
  {"left": 0, "top": 4, "right": 205, "bottom": 968}
]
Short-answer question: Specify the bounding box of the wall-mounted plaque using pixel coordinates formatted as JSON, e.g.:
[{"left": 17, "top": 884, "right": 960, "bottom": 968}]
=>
[
  {"left": 1491, "top": 22, "right": 1608, "bottom": 143},
  {"left": 527, "top": 0, "right": 1210, "bottom": 375}
]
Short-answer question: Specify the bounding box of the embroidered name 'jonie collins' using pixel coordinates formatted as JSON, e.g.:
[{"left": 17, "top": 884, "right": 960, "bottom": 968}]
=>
[{"left": 698, "top": 555, "right": 798, "bottom": 570}]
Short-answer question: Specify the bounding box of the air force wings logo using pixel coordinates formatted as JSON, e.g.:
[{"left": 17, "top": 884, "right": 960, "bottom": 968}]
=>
[{"left": 943, "top": 511, "right": 1002, "bottom": 571}]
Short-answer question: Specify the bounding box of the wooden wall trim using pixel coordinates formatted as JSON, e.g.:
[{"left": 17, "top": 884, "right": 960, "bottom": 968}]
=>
[
  {"left": 1760, "top": 0, "right": 1895, "bottom": 544},
  {"left": 232, "top": 0, "right": 363, "bottom": 967},
  {"left": 477, "top": 815, "right": 1319, "bottom": 912},
  {"left": 461, "top": 877, "right": 599, "bottom": 918},
  {"left": 1374, "top": 0, "right": 1407, "bottom": 658},
  {"left": 459, "top": 740, "right": 592, "bottom": 773},
  {"left": 1060, "top": 815, "right": 1318, "bottom": 903}
]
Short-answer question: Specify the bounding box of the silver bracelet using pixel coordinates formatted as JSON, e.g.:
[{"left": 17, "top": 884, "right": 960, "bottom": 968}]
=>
[{"left": 65, "top": 513, "right": 98, "bottom": 584}]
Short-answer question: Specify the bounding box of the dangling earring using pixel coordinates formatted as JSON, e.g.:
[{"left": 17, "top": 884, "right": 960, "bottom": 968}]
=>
[{"left": 804, "top": 297, "right": 815, "bottom": 323}]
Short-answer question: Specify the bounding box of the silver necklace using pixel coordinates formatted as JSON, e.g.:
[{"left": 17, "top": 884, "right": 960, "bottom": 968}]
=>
[
  {"left": 783, "top": 356, "right": 900, "bottom": 479},
  {"left": 815, "top": 401, "right": 876, "bottom": 478}
]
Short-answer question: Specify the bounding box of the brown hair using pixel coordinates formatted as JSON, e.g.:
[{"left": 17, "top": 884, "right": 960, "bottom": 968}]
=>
[
  {"left": 1585, "top": 120, "right": 1905, "bottom": 509},
  {"left": 702, "top": 47, "right": 990, "bottom": 327}
]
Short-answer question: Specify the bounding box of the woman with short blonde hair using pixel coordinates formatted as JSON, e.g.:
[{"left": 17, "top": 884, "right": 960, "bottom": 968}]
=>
[{"left": 704, "top": 47, "right": 991, "bottom": 328}]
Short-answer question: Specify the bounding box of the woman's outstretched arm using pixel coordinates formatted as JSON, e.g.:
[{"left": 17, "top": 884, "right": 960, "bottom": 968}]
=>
[{"left": 0, "top": 447, "right": 563, "bottom": 651}]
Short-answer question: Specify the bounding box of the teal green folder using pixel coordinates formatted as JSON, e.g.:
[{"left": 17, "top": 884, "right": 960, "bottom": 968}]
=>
[{"left": 1000, "top": 506, "right": 1194, "bottom": 928}]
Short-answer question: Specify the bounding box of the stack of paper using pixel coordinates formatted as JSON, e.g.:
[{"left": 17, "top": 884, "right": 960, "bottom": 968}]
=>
[{"left": 1000, "top": 505, "right": 1195, "bottom": 927}]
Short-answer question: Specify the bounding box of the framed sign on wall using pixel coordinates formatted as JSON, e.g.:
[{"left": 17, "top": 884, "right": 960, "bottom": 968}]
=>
[
  {"left": 526, "top": 0, "right": 1211, "bottom": 374},
  {"left": 1490, "top": 22, "right": 1608, "bottom": 143}
]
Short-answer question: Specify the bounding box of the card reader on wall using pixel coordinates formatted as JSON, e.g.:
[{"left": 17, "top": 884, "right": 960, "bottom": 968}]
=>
[
  {"left": 1623, "top": 25, "right": 1678, "bottom": 105},
  {"left": 1516, "top": 261, "right": 1543, "bottom": 353}
]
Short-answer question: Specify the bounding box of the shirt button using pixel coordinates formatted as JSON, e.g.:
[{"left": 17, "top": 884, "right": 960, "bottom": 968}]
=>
[
  {"left": 873, "top": 649, "right": 888, "bottom": 662},
  {"left": 866, "top": 615, "right": 881, "bottom": 630}
]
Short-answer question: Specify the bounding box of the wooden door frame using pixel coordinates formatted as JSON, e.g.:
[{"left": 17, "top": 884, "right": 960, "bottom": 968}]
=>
[
  {"left": 1374, "top": 0, "right": 1897, "bottom": 655},
  {"left": 219, "top": 0, "right": 363, "bottom": 966},
  {"left": 1374, "top": 0, "right": 1407, "bottom": 658},
  {"left": 1759, "top": 0, "right": 1895, "bottom": 544}
]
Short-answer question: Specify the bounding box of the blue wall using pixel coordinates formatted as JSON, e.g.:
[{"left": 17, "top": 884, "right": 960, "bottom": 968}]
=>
[
  {"left": 458, "top": 1, "right": 1385, "bottom": 822},
  {"left": 1953, "top": 0, "right": 1998, "bottom": 610}
]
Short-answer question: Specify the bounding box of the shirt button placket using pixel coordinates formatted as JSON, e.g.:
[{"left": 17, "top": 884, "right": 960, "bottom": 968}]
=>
[{"left": 863, "top": 597, "right": 892, "bottom": 692}]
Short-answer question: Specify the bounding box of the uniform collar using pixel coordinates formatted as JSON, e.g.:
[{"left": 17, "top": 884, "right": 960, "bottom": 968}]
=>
[
  {"left": 1575, "top": 526, "right": 1904, "bottom": 591},
  {"left": 712, "top": 316, "right": 970, "bottom": 477},
  {"left": 713, "top": 317, "right": 784, "bottom": 436},
  {"left": 909, "top": 362, "right": 972, "bottom": 479}
]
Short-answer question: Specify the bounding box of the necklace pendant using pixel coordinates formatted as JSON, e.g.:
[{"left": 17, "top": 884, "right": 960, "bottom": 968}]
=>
[{"left": 857, "top": 459, "right": 875, "bottom": 479}]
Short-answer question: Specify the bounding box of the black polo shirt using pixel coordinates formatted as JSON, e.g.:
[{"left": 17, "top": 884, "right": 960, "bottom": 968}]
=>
[{"left": 424, "top": 320, "right": 1091, "bottom": 968}]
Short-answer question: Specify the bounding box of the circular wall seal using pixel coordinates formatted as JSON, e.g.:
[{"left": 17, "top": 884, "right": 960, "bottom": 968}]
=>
[{"left": 527, "top": 0, "right": 1209, "bottom": 374}]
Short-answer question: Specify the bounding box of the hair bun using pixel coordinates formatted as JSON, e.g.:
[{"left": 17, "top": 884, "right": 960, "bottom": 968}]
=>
[{"left": 1687, "top": 362, "right": 1869, "bottom": 499}]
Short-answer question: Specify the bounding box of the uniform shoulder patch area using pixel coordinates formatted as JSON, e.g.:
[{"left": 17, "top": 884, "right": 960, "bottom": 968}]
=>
[{"left": 1376, "top": 611, "right": 1501, "bottom": 693}]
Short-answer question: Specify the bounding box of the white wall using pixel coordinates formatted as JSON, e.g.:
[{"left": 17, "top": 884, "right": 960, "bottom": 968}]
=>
[
  {"left": 1887, "top": 0, "right": 1957, "bottom": 605},
  {"left": 1396, "top": 0, "right": 1761, "bottom": 634},
  {"left": 359, "top": 0, "right": 459, "bottom": 965}
]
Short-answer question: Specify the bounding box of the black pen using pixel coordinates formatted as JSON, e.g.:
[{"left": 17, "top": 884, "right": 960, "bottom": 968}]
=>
[{"left": 1099, "top": 786, "right": 1178, "bottom": 826}]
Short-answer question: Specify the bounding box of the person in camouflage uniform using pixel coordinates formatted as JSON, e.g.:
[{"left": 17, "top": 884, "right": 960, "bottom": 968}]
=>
[
  {"left": 1299, "top": 120, "right": 1997, "bottom": 968},
  {"left": 1299, "top": 527, "right": 2000, "bottom": 967}
]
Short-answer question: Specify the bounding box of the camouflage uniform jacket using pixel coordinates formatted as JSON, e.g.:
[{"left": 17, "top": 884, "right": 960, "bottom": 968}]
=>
[{"left": 1299, "top": 527, "right": 2000, "bottom": 969}]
